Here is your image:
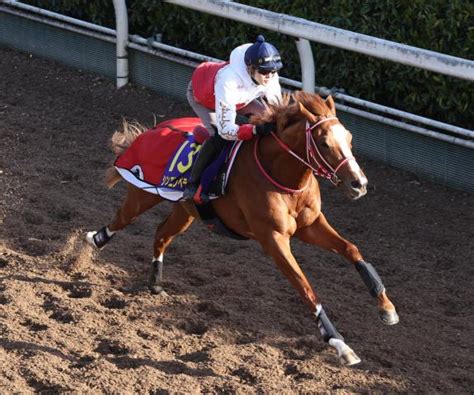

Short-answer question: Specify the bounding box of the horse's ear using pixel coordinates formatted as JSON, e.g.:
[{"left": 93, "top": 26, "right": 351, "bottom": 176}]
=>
[
  {"left": 325, "top": 95, "right": 336, "bottom": 114},
  {"left": 298, "top": 101, "right": 317, "bottom": 123}
]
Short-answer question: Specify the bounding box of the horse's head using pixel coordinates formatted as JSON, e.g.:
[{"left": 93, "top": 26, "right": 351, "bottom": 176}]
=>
[
  {"left": 297, "top": 92, "right": 368, "bottom": 199},
  {"left": 270, "top": 92, "right": 368, "bottom": 200}
]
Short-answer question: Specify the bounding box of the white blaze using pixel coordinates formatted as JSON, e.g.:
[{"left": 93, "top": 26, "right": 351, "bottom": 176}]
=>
[{"left": 330, "top": 124, "right": 367, "bottom": 185}]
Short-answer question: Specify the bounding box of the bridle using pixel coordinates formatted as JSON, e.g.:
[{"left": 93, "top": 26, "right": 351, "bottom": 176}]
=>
[{"left": 253, "top": 116, "right": 355, "bottom": 193}]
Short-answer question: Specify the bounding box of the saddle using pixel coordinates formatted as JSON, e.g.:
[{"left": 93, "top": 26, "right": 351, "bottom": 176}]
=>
[{"left": 113, "top": 119, "right": 246, "bottom": 239}]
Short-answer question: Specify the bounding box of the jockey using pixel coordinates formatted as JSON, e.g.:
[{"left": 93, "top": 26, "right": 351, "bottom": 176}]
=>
[{"left": 183, "top": 34, "right": 283, "bottom": 203}]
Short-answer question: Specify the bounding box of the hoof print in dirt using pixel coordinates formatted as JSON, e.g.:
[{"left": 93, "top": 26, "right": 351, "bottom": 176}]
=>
[
  {"left": 178, "top": 320, "right": 208, "bottom": 336},
  {"left": 156, "top": 361, "right": 187, "bottom": 375},
  {"left": 42, "top": 293, "right": 60, "bottom": 308},
  {"left": 136, "top": 329, "right": 154, "bottom": 340},
  {"left": 0, "top": 295, "right": 10, "bottom": 305},
  {"left": 178, "top": 350, "right": 210, "bottom": 363},
  {"left": 196, "top": 301, "right": 228, "bottom": 319},
  {"left": 50, "top": 309, "right": 76, "bottom": 324},
  {"left": 284, "top": 351, "right": 303, "bottom": 361},
  {"left": 95, "top": 339, "right": 130, "bottom": 356},
  {"left": 0, "top": 256, "right": 8, "bottom": 268},
  {"left": 236, "top": 333, "right": 260, "bottom": 345},
  {"left": 231, "top": 367, "right": 258, "bottom": 385},
  {"left": 111, "top": 356, "right": 144, "bottom": 370},
  {"left": 284, "top": 364, "right": 315, "bottom": 381},
  {"left": 71, "top": 355, "right": 96, "bottom": 369},
  {"left": 284, "top": 363, "right": 299, "bottom": 376},
  {"left": 25, "top": 377, "right": 70, "bottom": 394},
  {"left": 42, "top": 293, "right": 76, "bottom": 323},
  {"left": 101, "top": 296, "right": 127, "bottom": 309},
  {"left": 117, "top": 286, "right": 139, "bottom": 295},
  {"left": 21, "top": 319, "right": 49, "bottom": 332},
  {"left": 66, "top": 284, "right": 93, "bottom": 299}
]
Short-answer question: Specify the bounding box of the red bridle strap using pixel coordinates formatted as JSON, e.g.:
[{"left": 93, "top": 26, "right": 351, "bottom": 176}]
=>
[
  {"left": 305, "top": 117, "right": 354, "bottom": 184},
  {"left": 253, "top": 117, "right": 355, "bottom": 193},
  {"left": 253, "top": 136, "right": 310, "bottom": 193}
]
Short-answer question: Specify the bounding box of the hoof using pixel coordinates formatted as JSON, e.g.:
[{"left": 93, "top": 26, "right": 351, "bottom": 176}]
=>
[
  {"left": 149, "top": 284, "right": 168, "bottom": 296},
  {"left": 85, "top": 231, "right": 99, "bottom": 248},
  {"left": 328, "top": 338, "right": 361, "bottom": 366},
  {"left": 85, "top": 227, "right": 113, "bottom": 249},
  {"left": 380, "top": 309, "right": 399, "bottom": 325},
  {"left": 340, "top": 349, "right": 362, "bottom": 366}
]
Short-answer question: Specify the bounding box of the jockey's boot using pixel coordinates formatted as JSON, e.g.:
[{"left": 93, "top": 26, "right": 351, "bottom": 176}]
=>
[{"left": 182, "top": 137, "right": 218, "bottom": 203}]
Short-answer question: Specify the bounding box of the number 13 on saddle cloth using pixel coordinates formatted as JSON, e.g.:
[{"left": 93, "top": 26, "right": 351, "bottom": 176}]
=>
[{"left": 114, "top": 117, "right": 240, "bottom": 201}]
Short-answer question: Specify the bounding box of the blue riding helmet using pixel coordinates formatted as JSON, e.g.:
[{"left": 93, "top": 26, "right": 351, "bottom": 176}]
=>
[{"left": 244, "top": 35, "right": 283, "bottom": 73}]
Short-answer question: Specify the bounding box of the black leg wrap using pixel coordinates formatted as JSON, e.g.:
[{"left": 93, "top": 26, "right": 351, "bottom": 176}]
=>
[
  {"left": 315, "top": 306, "right": 344, "bottom": 343},
  {"left": 355, "top": 260, "right": 385, "bottom": 297},
  {"left": 151, "top": 259, "right": 163, "bottom": 283},
  {"left": 148, "top": 259, "right": 167, "bottom": 295},
  {"left": 93, "top": 227, "right": 113, "bottom": 248}
]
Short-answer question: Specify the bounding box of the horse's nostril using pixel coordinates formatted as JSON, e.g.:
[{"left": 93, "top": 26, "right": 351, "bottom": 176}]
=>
[{"left": 351, "top": 180, "right": 362, "bottom": 189}]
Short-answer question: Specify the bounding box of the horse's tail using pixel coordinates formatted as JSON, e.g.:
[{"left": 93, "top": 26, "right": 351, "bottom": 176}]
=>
[
  {"left": 110, "top": 119, "right": 148, "bottom": 156},
  {"left": 106, "top": 119, "right": 149, "bottom": 189},
  {"left": 105, "top": 167, "right": 121, "bottom": 189}
]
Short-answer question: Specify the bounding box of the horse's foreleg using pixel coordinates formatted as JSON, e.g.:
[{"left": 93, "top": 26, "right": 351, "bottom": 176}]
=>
[
  {"left": 86, "top": 184, "right": 162, "bottom": 249},
  {"left": 260, "top": 232, "right": 361, "bottom": 366},
  {"left": 295, "top": 213, "right": 399, "bottom": 325},
  {"left": 149, "top": 203, "right": 194, "bottom": 295}
]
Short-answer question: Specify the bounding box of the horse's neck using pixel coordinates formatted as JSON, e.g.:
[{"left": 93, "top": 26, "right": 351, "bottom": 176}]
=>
[{"left": 259, "top": 138, "right": 313, "bottom": 191}]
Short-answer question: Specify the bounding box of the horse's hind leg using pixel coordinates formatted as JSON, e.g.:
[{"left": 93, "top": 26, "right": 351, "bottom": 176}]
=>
[
  {"left": 86, "top": 184, "right": 162, "bottom": 249},
  {"left": 295, "top": 213, "right": 399, "bottom": 325},
  {"left": 149, "top": 203, "right": 194, "bottom": 295}
]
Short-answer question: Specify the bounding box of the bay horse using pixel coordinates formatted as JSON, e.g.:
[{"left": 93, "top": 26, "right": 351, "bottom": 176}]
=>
[{"left": 86, "top": 91, "right": 399, "bottom": 366}]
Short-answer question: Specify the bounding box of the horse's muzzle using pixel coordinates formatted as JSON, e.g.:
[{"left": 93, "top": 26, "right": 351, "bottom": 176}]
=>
[{"left": 345, "top": 177, "right": 368, "bottom": 200}]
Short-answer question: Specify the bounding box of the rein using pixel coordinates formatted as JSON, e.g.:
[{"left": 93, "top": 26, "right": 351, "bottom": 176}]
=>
[
  {"left": 253, "top": 137, "right": 310, "bottom": 193},
  {"left": 253, "top": 117, "right": 355, "bottom": 193}
]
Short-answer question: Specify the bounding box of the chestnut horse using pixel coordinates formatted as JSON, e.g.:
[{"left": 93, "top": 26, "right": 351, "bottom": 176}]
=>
[{"left": 86, "top": 92, "right": 398, "bottom": 365}]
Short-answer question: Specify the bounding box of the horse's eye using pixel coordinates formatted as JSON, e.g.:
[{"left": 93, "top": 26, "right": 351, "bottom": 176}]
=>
[{"left": 320, "top": 140, "right": 330, "bottom": 149}]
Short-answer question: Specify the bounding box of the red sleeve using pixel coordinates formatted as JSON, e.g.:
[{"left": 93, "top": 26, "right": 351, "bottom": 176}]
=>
[{"left": 237, "top": 124, "right": 255, "bottom": 140}]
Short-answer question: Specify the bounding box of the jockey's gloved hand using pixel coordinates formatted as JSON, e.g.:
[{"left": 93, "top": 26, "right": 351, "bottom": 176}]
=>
[{"left": 253, "top": 122, "right": 276, "bottom": 136}]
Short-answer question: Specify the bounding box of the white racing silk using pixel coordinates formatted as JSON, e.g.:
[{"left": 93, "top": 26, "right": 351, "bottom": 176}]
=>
[{"left": 214, "top": 44, "right": 282, "bottom": 140}]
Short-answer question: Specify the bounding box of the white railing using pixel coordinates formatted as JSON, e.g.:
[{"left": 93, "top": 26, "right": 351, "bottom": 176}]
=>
[
  {"left": 1, "top": 0, "right": 472, "bottom": 149},
  {"left": 165, "top": 0, "right": 474, "bottom": 82}
]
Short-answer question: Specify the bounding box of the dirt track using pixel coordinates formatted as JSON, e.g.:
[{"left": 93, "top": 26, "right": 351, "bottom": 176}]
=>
[{"left": 1, "top": 47, "right": 473, "bottom": 393}]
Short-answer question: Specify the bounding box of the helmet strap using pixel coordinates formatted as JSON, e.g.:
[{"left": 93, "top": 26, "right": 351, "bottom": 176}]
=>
[{"left": 248, "top": 66, "right": 260, "bottom": 85}]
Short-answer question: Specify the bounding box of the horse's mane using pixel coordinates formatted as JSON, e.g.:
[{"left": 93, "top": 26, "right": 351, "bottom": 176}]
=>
[{"left": 252, "top": 91, "right": 333, "bottom": 128}]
